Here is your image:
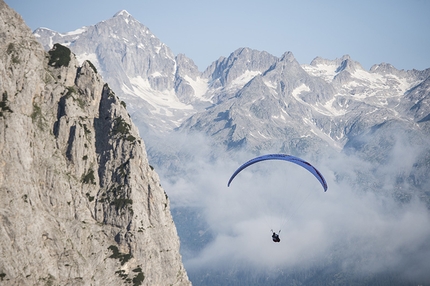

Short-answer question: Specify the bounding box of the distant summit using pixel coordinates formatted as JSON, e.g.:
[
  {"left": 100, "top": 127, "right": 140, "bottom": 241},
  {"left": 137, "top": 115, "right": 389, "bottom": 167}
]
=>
[{"left": 113, "top": 9, "right": 132, "bottom": 17}]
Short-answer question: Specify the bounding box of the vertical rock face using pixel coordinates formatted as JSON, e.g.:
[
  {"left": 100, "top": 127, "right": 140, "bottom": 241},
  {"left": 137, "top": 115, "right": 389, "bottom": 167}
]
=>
[{"left": 0, "top": 1, "right": 190, "bottom": 285}]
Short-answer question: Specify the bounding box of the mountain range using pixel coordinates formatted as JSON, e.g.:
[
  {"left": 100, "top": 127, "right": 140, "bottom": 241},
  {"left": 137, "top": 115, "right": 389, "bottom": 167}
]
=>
[
  {"left": 33, "top": 9, "right": 430, "bottom": 286},
  {"left": 33, "top": 10, "right": 430, "bottom": 152}
]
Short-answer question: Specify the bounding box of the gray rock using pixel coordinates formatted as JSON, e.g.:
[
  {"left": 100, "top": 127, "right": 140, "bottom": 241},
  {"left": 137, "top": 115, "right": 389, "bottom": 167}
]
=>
[{"left": 0, "top": 2, "right": 190, "bottom": 285}]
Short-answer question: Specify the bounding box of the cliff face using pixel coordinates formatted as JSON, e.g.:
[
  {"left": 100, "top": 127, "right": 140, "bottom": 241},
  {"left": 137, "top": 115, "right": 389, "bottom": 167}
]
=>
[{"left": 0, "top": 1, "right": 190, "bottom": 285}]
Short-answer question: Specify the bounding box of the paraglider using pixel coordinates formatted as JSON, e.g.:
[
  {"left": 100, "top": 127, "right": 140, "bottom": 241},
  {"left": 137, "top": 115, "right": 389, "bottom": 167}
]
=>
[
  {"left": 271, "top": 230, "right": 281, "bottom": 243},
  {"left": 227, "top": 154, "right": 328, "bottom": 192},
  {"left": 227, "top": 154, "right": 328, "bottom": 243}
]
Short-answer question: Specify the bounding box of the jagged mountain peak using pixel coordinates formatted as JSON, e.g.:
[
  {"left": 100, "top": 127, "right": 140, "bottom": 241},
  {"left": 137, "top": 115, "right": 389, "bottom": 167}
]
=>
[
  {"left": 205, "top": 47, "right": 277, "bottom": 90},
  {"left": 309, "top": 54, "right": 361, "bottom": 70},
  {"left": 94, "top": 10, "right": 153, "bottom": 39},
  {"left": 33, "top": 26, "right": 56, "bottom": 34},
  {"left": 279, "top": 50, "right": 296, "bottom": 62},
  {"left": 335, "top": 54, "right": 363, "bottom": 73},
  {"left": 222, "top": 47, "right": 277, "bottom": 69},
  {"left": 53, "top": 10, "right": 176, "bottom": 88},
  {"left": 340, "top": 54, "right": 351, "bottom": 61},
  {"left": 34, "top": 8, "right": 156, "bottom": 54},
  {"left": 264, "top": 50, "right": 308, "bottom": 82},
  {"left": 309, "top": 56, "right": 330, "bottom": 66},
  {"left": 369, "top": 62, "right": 400, "bottom": 74},
  {"left": 33, "top": 8, "right": 200, "bottom": 136},
  {"left": 306, "top": 54, "right": 373, "bottom": 86},
  {"left": 175, "top": 53, "right": 200, "bottom": 78},
  {"left": 104, "top": 9, "right": 147, "bottom": 30},
  {"left": 113, "top": 9, "right": 132, "bottom": 18}
]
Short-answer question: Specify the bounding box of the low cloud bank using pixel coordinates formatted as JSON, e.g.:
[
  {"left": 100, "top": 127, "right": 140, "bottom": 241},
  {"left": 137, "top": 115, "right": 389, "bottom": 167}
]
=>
[{"left": 156, "top": 131, "right": 430, "bottom": 282}]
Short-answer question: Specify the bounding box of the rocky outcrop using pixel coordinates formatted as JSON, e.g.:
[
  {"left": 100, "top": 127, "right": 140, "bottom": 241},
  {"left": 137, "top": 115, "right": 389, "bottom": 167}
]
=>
[{"left": 0, "top": 1, "right": 190, "bottom": 285}]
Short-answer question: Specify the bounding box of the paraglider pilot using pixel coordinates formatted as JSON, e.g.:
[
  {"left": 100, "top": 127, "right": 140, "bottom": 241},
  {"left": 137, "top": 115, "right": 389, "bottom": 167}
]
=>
[{"left": 271, "top": 230, "right": 280, "bottom": 243}]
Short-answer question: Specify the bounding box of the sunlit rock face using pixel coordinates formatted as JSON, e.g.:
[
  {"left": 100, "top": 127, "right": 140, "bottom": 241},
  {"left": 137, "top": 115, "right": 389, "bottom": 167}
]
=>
[{"left": 0, "top": 1, "right": 190, "bottom": 285}]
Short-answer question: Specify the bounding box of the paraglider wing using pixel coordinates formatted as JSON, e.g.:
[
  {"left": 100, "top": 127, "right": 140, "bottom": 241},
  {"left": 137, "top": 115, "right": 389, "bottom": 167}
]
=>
[{"left": 227, "top": 154, "right": 328, "bottom": 191}]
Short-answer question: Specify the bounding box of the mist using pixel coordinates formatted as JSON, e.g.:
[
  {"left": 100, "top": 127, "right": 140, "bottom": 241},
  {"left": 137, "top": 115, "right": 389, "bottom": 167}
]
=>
[{"left": 154, "top": 129, "right": 430, "bottom": 283}]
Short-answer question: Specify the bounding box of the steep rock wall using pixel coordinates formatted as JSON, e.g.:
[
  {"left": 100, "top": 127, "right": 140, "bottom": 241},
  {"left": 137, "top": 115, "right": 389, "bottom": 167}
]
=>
[{"left": 0, "top": 1, "right": 190, "bottom": 285}]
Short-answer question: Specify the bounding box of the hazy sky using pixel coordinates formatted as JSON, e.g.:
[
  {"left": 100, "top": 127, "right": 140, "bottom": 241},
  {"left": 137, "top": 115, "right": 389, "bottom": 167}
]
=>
[{"left": 6, "top": 0, "right": 430, "bottom": 71}]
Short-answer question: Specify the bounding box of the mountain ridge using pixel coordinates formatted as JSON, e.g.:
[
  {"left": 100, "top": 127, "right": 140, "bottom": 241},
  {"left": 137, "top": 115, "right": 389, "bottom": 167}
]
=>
[{"left": 33, "top": 10, "right": 430, "bottom": 142}]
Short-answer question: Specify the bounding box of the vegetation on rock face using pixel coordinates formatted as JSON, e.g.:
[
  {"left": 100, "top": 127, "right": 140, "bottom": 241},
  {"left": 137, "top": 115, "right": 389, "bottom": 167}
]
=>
[
  {"left": 132, "top": 267, "right": 145, "bottom": 286},
  {"left": 104, "top": 83, "right": 116, "bottom": 98},
  {"left": 0, "top": 92, "right": 13, "bottom": 118},
  {"left": 6, "top": 43, "right": 20, "bottom": 64},
  {"left": 112, "top": 117, "right": 131, "bottom": 136},
  {"left": 86, "top": 60, "right": 98, "bottom": 74},
  {"left": 39, "top": 274, "right": 55, "bottom": 286},
  {"left": 65, "top": 86, "right": 87, "bottom": 109},
  {"left": 31, "top": 103, "right": 47, "bottom": 130},
  {"left": 111, "top": 198, "right": 133, "bottom": 212},
  {"left": 108, "top": 245, "right": 132, "bottom": 266},
  {"left": 106, "top": 187, "right": 134, "bottom": 215},
  {"left": 112, "top": 116, "right": 136, "bottom": 142},
  {"left": 81, "top": 169, "right": 96, "bottom": 185},
  {"left": 48, "top": 43, "right": 71, "bottom": 68},
  {"left": 108, "top": 245, "right": 145, "bottom": 286},
  {"left": 6, "top": 43, "right": 14, "bottom": 54},
  {"left": 65, "top": 86, "right": 77, "bottom": 97},
  {"left": 85, "top": 192, "right": 95, "bottom": 202}
]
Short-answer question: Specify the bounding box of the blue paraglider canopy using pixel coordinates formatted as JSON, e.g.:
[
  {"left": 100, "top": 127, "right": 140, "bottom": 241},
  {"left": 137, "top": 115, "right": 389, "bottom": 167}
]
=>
[{"left": 227, "top": 154, "right": 328, "bottom": 192}]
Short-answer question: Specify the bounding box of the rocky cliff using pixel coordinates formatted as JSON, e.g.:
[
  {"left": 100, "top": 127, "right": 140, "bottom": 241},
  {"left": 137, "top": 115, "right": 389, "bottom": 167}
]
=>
[{"left": 0, "top": 1, "right": 190, "bottom": 285}]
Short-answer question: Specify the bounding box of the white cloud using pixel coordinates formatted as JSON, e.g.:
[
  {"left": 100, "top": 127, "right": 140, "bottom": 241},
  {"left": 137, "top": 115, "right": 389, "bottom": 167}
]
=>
[{"left": 157, "top": 130, "right": 430, "bottom": 282}]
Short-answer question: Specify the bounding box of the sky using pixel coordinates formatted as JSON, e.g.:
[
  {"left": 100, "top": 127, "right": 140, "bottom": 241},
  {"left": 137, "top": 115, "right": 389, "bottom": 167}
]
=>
[{"left": 6, "top": 0, "right": 430, "bottom": 72}]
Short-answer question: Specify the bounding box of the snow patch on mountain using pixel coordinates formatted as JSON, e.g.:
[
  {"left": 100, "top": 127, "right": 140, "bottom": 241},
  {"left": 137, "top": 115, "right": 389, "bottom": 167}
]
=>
[
  {"left": 322, "top": 98, "right": 348, "bottom": 116},
  {"left": 231, "top": 70, "right": 261, "bottom": 87},
  {"left": 250, "top": 130, "right": 271, "bottom": 139},
  {"left": 303, "top": 118, "right": 342, "bottom": 149},
  {"left": 292, "top": 84, "right": 311, "bottom": 98},
  {"left": 263, "top": 79, "right": 277, "bottom": 89},
  {"left": 183, "top": 75, "right": 210, "bottom": 100},
  {"left": 122, "top": 76, "right": 193, "bottom": 117},
  {"left": 33, "top": 26, "right": 55, "bottom": 35},
  {"left": 291, "top": 84, "right": 344, "bottom": 117},
  {"left": 114, "top": 9, "right": 132, "bottom": 18},
  {"left": 271, "top": 112, "right": 287, "bottom": 121},
  {"left": 352, "top": 69, "right": 384, "bottom": 83},
  {"left": 302, "top": 63, "right": 338, "bottom": 82},
  {"left": 64, "top": 26, "right": 87, "bottom": 36}
]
